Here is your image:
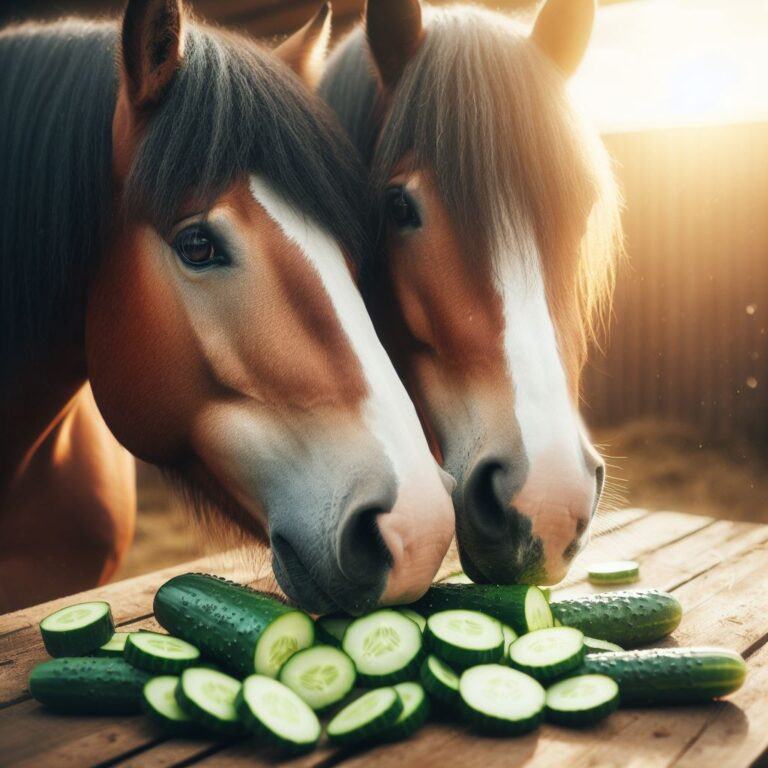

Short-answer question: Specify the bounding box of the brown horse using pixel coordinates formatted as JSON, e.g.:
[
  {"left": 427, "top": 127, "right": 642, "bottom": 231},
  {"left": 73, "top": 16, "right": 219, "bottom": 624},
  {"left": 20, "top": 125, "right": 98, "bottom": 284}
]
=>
[
  {"left": 320, "top": 0, "right": 623, "bottom": 585},
  {"left": 0, "top": 0, "right": 454, "bottom": 614}
]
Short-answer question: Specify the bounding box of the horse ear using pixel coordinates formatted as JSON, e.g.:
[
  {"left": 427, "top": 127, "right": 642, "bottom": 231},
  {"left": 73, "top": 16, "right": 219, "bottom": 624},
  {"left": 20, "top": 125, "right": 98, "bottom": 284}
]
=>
[
  {"left": 274, "top": 2, "right": 332, "bottom": 89},
  {"left": 121, "top": 0, "right": 185, "bottom": 110},
  {"left": 531, "top": 0, "right": 595, "bottom": 78},
  {"left": 366, "top": 0, "right": 424, "bottom": 88}
]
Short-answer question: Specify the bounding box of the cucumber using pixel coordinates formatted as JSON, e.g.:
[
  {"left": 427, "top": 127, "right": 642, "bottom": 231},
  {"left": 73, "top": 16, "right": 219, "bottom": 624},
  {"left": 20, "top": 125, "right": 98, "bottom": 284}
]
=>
[
  {"left": 175, "top": 667, "right": 242, "bottom": 735},
  {"left": 378, "top": 682, "right": 430, "bottom": 741},
  {"left": 29, "top": 657, "right": 149, "bottom": 714},
  {"left": 424, "top": 610, "right": 504, "bottom": 667},
  {"left": 278, "top": 644, "right": 356, "bottom": 711},
  {"left": 315, "top": 614, "right": 352, "bottom": 647},
  {"left": 545, "top": 674, "right": 619, "bottom": 726},
  {"left": 94, "top": 631, "right": 129, "bottom": 657},
  {"left": 588, "top": 560, "right": 640, "bottom": 586},
  {"left": 124, "top": 631, "right": 200, "bottom": 674},
  {"left": 39, "top": 601, "right": 114, "bottom": 657},
  {"left": 459, "top": 664, "right": 545, "bottom": 735},
  {"left": 584, "top": 637, "right": 624, "bottom": 655},
  {"left": 419, "top": 654, "right": 460, "bottom": 708},
  {"left": 551, "top": 590, "right": 682, "bottom": 647},
  {"left": 342, "top": 609, "right": 423, "bottom": 686},
  {"left": 439, "top": 572, "right": 473, "bottom": 584},
  {"left": 501, "top": 624, "right": 518, "bottom": 656},
  {"left": 327, "top": 687, "right": 404, "bottom": 746},
  {"left": 580, "top": 647, "right": 748, "bottom": 705},
  {"left": 413, "top": 584, "right": 552, "bottom": 635},
  {"left": 508, "top": 627, "right": 585, "bottom": 683},
  {"left": 154, "top": 573, "right": 314, "bottom": 677},
  {"left": 237, "top": 675, "right": 321, "bottom": 754},
  {"left": 143, "top": 675, "right": 194, "bottom": 734},
  {"left": 400, "top": 608, "right": 426, "bottom": 632}
]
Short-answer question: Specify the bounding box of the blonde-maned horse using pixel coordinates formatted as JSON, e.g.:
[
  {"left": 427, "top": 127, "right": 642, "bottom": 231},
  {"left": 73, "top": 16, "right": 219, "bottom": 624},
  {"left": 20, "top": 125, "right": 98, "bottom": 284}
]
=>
[
  {"left": 0, "top": 0, "right": 454, "bottom": 614},
  {"left": 320, "top": 0, "right": 622, "bottom": 585}
]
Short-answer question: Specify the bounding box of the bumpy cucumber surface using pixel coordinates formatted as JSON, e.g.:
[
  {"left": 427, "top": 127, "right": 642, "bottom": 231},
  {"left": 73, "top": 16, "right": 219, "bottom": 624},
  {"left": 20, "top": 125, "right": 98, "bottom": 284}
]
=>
[
  {"left": 154, "top": 573, "right": 313, "bottom": 678},
  {"left": 551, "top": 590, "right": 682, "bottom": 647},
  {"left": 29, "top": 657, "right": 150, "bottom": 714},
  {"left": 413, "top": 584, "right": 552, "bottom": 635},
  {"left": 580, "top": 647, "right": 747, "bottom": 704},
  {"left": 39, "top": 601, "right": 114, "bottom": 657}
]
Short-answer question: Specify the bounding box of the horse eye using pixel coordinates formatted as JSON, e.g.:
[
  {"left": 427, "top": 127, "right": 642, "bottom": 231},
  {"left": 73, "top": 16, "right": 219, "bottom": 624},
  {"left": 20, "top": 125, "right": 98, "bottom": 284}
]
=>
[
  {"left": 172, "top": 226, "right": 222, "bottom": 268},
  {"left": 385, "top": 187, "right": 422, "bottom": 230}
]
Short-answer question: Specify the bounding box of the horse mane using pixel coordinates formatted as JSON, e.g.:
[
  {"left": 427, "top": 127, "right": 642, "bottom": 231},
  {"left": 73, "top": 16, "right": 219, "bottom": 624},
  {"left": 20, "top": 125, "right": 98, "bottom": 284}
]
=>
[
  {"left": 0, "top": 16, "right": 371, "bottom": 389},
  {"left": 320, "top": 4, "right": 623, "bottom": 377}
]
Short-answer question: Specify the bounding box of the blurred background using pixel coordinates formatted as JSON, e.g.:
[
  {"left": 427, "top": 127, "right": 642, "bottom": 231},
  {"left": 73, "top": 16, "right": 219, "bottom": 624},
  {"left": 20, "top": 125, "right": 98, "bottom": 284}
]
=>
[{"left": 3, "top": 0, "right": 765, "bottom": 577}]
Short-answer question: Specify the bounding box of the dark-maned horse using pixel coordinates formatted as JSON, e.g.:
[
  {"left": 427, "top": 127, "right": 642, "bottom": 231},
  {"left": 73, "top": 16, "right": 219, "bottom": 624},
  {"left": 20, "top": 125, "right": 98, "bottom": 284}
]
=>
[
  {"left": 320, "top": 0, "right": 622, "bottom": 585},
  {"left": 0, "top": 0, "right": 454, "bottom": 614}
]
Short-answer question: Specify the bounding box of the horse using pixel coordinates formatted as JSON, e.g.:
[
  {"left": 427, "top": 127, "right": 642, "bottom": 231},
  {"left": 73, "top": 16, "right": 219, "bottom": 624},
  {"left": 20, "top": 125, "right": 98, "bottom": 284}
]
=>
[
  {"left": 0, "top": 0, "right": 455, "bottom": 615},
  {"left": 320, "top": 0, "right": 622, "bottom": 585}
]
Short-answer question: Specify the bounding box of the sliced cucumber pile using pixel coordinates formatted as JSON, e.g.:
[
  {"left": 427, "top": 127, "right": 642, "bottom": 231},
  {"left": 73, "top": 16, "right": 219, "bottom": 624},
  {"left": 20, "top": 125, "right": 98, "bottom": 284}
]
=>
[
  {"left": 143, "top": 675, "right": 194, "bottom": 734},
  {"left": 459, "top": 664, "right": 545, "bottom": 735},
  {"left": 327, "top": 687, "right": 403, "bottom": 746},
  {"left": 278, "top": 644, "right": 356, "bottom": 711},
  {"left": 28, "top": 571, "right": 748, "bottom": 753},
  {"left": 238, "top": 675, "right": 321, "bottom": 754},
  {"left": 508, "top": 627, "right": 585, "bottom": 683},
  {"left": 551, "top": 589, "right": 682, "bottom": 647},
  {"left": 125, "top": 631, "right": 200, "bottom": 674},
  {"left": 424, "top": 609, "right": 504, "bottom": 667},
  {"left": 40, "top": 601, "right": 114, "bottom": 657},
  {"left": 342, "top": 609, "right": 423, "bottom": 685},
  {"left": 175, "top": 667, "right": 242, "bottom": 735},
  {"left": 545, "top": 674, "right": 619, "bottom": 726},
  {"left": 588, "top": 560, "right": 640, "bottom": 586}
]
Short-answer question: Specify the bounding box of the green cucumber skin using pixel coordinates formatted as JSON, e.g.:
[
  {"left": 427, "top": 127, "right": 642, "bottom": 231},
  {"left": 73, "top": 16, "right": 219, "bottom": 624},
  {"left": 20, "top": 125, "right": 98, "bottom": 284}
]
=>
[
  {"left": 424, "top": 625, "right": 504, "bottom": 668},
  {"left": 551, "top": 590, "right": 682, "bottom": 647},
  {"left": 580, "top": 647, "right": 747, "bottom": 705},
  {"left": 40, "top": 605, "right": 115, "bottom": 658},
  {"left": 509, "top": 646, "right": 585, "bottom": 684},
  {"left": 419, "top": 657, "right": 460, "bottom": 709},
  {"left": 124, "top": 634, "right": 199, "bottom": 675},
  {"left": 29, "top": 657, "right": 150, "bottom": 714},
  {"left": 327, "top": 692, "right": 404, "bottom": 747},
  {"left": 413, "top": 584, "right": 551, "bottom": 635},
  {"left": 545, "top": 695, "right": 619, "bottom": 727},
  {"left": 461, "top": 701, "right": 543, "bottom": 736},
  {"left": 154, "top": 573, "right": 307, "bottom": 677}
]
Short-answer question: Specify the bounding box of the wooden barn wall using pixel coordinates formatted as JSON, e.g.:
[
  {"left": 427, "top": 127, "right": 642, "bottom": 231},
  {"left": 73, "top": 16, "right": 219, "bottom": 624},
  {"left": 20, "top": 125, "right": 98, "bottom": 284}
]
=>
[{"left": 584, "top": 122, "right": 768, "bottom": 441}]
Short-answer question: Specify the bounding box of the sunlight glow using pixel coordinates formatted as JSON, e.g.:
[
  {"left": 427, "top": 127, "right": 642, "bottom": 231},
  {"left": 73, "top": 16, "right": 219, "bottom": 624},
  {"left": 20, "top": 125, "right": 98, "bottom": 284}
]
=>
[{"left": 571, "top": 0, "right": 768, "bottom": 132}]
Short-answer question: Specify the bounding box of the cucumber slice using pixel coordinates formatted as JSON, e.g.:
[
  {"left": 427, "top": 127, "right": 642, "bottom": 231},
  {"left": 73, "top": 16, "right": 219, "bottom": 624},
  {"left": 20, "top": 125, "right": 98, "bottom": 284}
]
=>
[
  {"left": 175, "top": 667, "right": 242, "bottom": 735},
  {"left": 94, "top": 632, "right": 129, "bottom": 657},
  {"left": 424, "top": 610, "right": 504, "bottom": 667},
  {"left": 326, "top": 687, "right": 403, "bottom": 746},
  {"left": 125, "top": 631, "right": 200, "bottom": 674},
  {"left": 143, "top": 675, "right": 194, "bottom": 734},
  {"left": 439, "top": 572, "right": 473, "bottom": 584},
  {"left": 237, "top": 675, "right": 321, "bottom": 754},
  {"left": 459, "top": 664, "right": 545, "bottom": 735},
  {"left": 315, "top": 614, "right": 352, "bottom": 647},
  {"left": 39, "top": 601, "right": 114, "bottom": 657},
  {"left": 588, "top": 560, "right": 640, "bottom": 586},
  {"left": 154, "top": 574, "right": 314, "bottom": 677},
  {"left": 29, "top": 657, "right": 149, "bottom": 714},
  {"left": 400, "top": 608, "right": 426, "bottom": 632},
  {"left": 420, "top": 655, "right": 460, "bottom": 708},
  {"left": 501, "top": 624, "right": 518, "bottom": 656},
  {"left": 378, "top": 682, "right": 430, "bottom": 741},
  {"left": 414, "top": 584, "right": 552, "bottom": 635},
  {"left": 342, "top": 609, "right": 423, "bottom": 686},
  {"left": 580, "top": 647, "right": 748, "bottom": 704},
  {"left": 584, "top": 637, "right": 624, "bottom": 654},
  {"left": 278, "top": 644, "right": 356, "bottom": 711},
  {"left": 551, "top": 589, "right": 681, "bottom": 647},
  {"left": 545, "top": 674, "right": 619, "bottom": 726},
  {"left": 508, "top": 627, "right": 585, "bottom": 683}
]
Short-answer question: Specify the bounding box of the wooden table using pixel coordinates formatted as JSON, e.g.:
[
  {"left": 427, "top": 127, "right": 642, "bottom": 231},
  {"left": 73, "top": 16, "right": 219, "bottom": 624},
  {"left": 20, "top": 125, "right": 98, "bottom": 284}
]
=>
[{"left": 3, "top": 508, "right": 768, "bottom": 768}]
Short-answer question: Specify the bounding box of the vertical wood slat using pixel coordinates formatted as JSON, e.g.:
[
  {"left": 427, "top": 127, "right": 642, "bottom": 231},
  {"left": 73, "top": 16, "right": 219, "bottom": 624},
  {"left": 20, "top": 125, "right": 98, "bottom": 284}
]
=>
[{"left": 585, "top": 121, "right": 768, "bottom": 441}]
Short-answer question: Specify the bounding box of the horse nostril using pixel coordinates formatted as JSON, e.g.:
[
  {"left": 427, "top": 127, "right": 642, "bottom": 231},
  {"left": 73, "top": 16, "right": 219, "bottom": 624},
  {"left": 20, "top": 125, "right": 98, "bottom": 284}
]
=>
[
  {"left": 337, "top": 502, "right": 394, "bottom": 585},
  {"left": 463, "top": 458, "right": 523, "bottom": 537}
]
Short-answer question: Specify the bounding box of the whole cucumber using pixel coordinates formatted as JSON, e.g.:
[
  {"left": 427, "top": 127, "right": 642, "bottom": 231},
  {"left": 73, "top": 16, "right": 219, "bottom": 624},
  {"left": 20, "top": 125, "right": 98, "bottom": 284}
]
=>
[
  {"left": 153, "top": 573, "right": 314, "bottom": 678},
  {"left": 29, "top": 657, "right": 150, "bottom": 714},
  {"left": 551, "top": 589, "right": 682, "bottom": 646},
  {"left": 581, "top": 647, "right": 747, "bottom": 704}
]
